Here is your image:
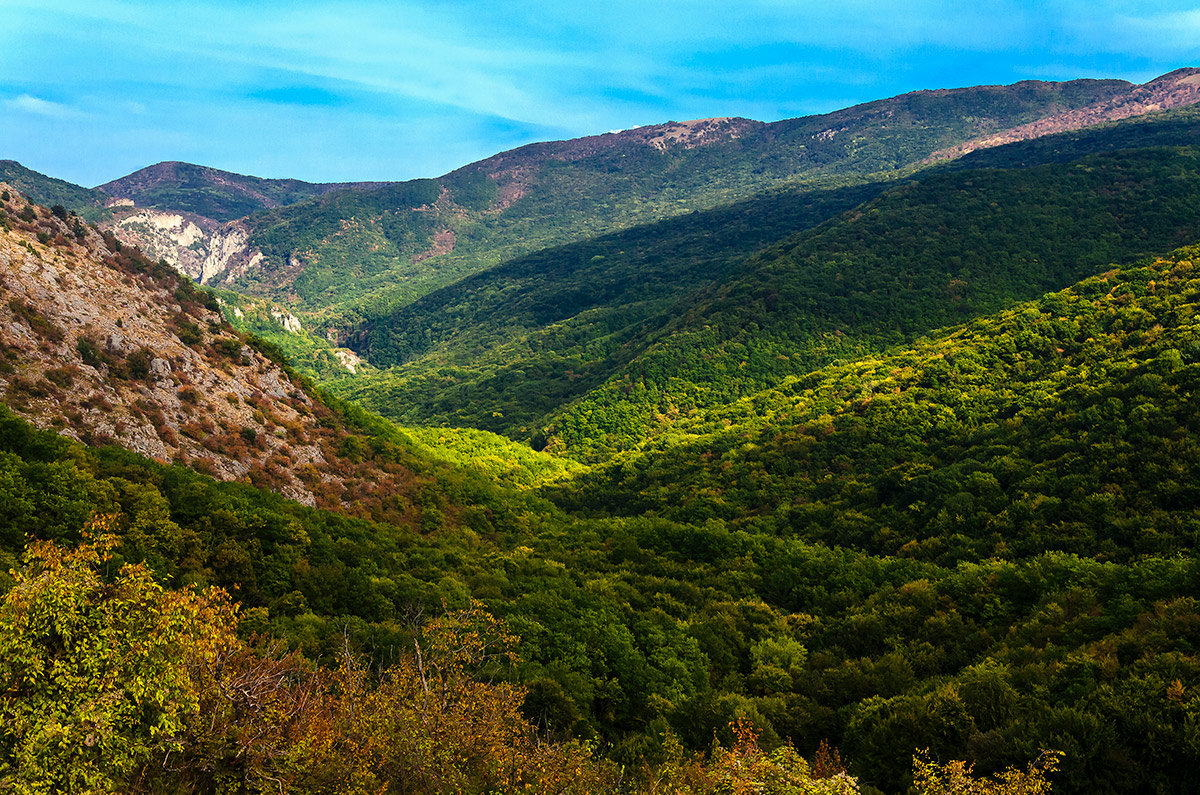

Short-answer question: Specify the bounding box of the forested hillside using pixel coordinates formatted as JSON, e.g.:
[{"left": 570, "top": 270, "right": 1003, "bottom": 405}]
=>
[
  {"left": 326, "top": 180, "right": 891, "bottom": 433},
  {"left": 327, "top": 119, "right": 1200, "bottom": 459},
  {"left": 228, "top": 74, "right": 1135, "bottom": 319},
  {"left": 539, "top": 145, "right": 1200, "bottom": 459},
  {"left": 544, "top": 245, "right": 1200, "bottom": 790},
  {"left": 97, "top": 161, "right": 399, "bottom": 223}
]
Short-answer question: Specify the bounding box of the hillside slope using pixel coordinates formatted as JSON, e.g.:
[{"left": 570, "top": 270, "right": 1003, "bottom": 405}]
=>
[
  {"left": 536, "top": 143, "right": 1200, "bottom": 459},
  {"left": 0, "top": 160, "right": 110, "bottom": 221},
  {"left": 927, "top": 67, "right": 1200, "bottom": 161},
  {"left": 327, "top": 180, "right": 890, "bottom": 434},
  {"left": 320, "top": 108, "right": 1200, "bottom": 457},
  {"left": 0, "top": 185, "right": 465, "bottom": 526},
  {"left": 542, "top": 247, "right": 1200, "bottom": 790},
  {"left": 557, "top": 246, "right": 1200, "bottom": 560}
]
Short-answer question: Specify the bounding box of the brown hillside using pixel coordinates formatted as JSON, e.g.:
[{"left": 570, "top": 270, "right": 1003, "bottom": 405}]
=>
[{"left": 0, "top": 185, "right": 431, "bottom": 526}]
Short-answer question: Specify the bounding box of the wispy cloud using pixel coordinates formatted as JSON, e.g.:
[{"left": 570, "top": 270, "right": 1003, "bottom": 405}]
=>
[
  {"left": 2, "top": 94, "right": 85, "bottom": 119},
  {"left": 1111, "top": 8, "right": 1200, "bottom": 53},
  {"left": 246, "top": 86, "right": 351, "bottom": 107}
]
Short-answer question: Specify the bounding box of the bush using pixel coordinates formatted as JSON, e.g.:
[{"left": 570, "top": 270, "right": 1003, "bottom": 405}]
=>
[{"left": 124, "top": 348, "right": 154, "bottom": 380}]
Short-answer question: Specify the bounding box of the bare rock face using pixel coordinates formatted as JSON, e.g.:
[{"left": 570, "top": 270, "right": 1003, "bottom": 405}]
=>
[
  {"left": 644, "top": 118, "right": 758, "bottom": 151},
  {"left": 204, "top": 224, "right": 256, "bottom": 284},
  {"left": 269, "top": 306, "right": 303, "bottom": 333},
  {"left": 334, "top": 349, "right": 364, "bottom": 374},
  {"left": 149, "top": 356, "right": 172, "bottom": 380},
  {"left": 106, "top": 208, "right": 261, "bottom": 285}
]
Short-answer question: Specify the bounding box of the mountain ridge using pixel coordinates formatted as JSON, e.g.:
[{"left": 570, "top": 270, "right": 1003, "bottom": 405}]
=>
[
  {"left": 926, "top": 66, "right": 1200, "bottom": 162},
  {"left": 59, "top": 71, "right": 1154, "bottom": 307},
  {"left": 96, "top": 160, "right": 401, "bottom": 222}
]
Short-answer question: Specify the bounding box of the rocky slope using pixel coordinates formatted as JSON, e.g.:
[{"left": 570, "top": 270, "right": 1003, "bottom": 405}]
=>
[{"left": 0, "top": 185, "right": 435, "bottom": 524}]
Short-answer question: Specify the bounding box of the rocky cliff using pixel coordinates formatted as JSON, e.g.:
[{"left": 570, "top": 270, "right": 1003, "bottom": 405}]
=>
[{"left": 105, "top": 207, "right": 262, "bottom": 284}]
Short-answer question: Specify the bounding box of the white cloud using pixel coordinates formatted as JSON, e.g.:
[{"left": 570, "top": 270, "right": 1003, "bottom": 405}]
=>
[{"left": 3, "top": 94, "right": 85, "bottom": 119}]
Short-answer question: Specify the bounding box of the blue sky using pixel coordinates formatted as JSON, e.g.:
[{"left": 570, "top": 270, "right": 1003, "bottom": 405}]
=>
[{"left": 2, "top": 0, "right": 1198, "bottom": 186}]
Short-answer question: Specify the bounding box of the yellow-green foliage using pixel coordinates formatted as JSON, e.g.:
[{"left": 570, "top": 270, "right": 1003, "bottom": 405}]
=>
[
  {"left": 643, "top": 721, "right": 862, "bottom": 795},
  {"left": 913, "top": 749, "right": 1062, "bottom": 795},
  {"left": 0, "top": 531, "right": 616, "bottom": 793},
  {"left": 405, "top": 425, "right": 583, "bottom": 487},
  {"left": 0, "top": 517, "right": 238, "bottom": 793}
]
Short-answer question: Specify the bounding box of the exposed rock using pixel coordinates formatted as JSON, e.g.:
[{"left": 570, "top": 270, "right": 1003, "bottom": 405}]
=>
[
  {"left": 645, "top": 118, "right": 753, "bottom": 151},
  {"left": 334, "top": 349, "right": 364, "bottom": 374},
  {"left": 105, "top": 208, "right": 261, "bottom": 285},
  {"left": 270, "top": 306, "right": 303, "bottom": 333},
  {"left": 203, "top": 224, "right": 254, "bottom": 283},
  {"left": 149, "top": 357, "right": 172, "bottom": 379}
]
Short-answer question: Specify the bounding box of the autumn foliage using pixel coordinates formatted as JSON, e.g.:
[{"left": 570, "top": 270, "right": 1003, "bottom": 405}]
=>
[
  {"left": 0, "top": 521, "right": 1063, "bottom": 793},
  {"left": 912, "top": 749, "right": 1063, "bottom": 795},
  {"left": 0, "top": 523, "right": 614, "bottom": 793},
  {"left": 0, "top": 517, "right": 239, "bottom": 793}
]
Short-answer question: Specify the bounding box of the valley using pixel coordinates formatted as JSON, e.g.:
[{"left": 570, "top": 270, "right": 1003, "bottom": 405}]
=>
[{"left": 3, "top": 67, "right": 1200, "bottom": 793}]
